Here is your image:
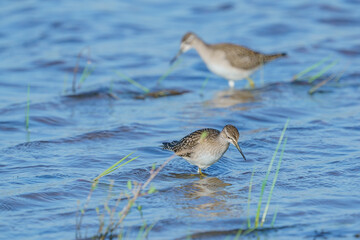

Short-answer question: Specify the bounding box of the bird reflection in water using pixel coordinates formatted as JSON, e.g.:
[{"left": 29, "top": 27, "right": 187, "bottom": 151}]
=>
[
  {"left": 173, "top": 176, "right": 242, "bottom": 218},
  {"left": 204, "top": 89, "right": 259, "bottom": 109}
]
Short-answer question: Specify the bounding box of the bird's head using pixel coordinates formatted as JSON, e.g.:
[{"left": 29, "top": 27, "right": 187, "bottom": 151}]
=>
[
  {"left": 170, "top": 32, "right": 198, "bottom": 64},
  {"left": 222, "top": 124, "right": 246, "bottom": 161}
]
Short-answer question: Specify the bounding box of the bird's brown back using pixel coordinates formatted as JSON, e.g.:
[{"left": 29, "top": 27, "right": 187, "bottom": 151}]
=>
[
  {"left": 171, "top": 128, "right": 220, "bottom": 156},
  {"left": 210, "top": 43, "right": 286, "bottom": 70}
]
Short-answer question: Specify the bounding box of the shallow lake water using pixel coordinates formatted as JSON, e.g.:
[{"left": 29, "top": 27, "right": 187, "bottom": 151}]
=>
[{"left": 1, "top": 0, "right": 360, "bottom": 239}]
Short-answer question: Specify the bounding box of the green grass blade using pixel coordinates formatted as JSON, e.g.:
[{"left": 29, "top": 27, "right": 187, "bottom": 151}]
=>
[
  {"left": 101, "top": 153, "right": 133, "bottom": 175},
  {"left": 334, "top": 67, "right": 346, "bottom": 83},
  {"left": 233, "top": 229, "right": 242, "bottom": 240},
  {"left": 105, "top": 156, "right": 139, "bottom": 175},
  {"left": 109, "top": 79, "right": 114, "bottom": 94},
  {"left": 118, "top": 231, "right": 123, "bottom": 240},
  {"left": 293, "top": 56, "right": 331, "bottom": 80},
  {"left": 143, "top": 221, "right": 156, "bottom": 239},
  {"left": 308, "top": 60, "right": 338, "bottom": 83},
  {"left": 63, "top": 75, "right": 68, "bottom": 94},
  {"left": 260, "top": 137, "right": 287, "bottom": 227},
  {"left": 93, "top": 152, "right": 134, "bottom": 181},
  {"left": 79, "top": 65, "right": 89, "bottom": 85},
  {"left": 135, "top": 223, "right": 146, "bottom": 240},
  {"left": 254, "top": 119, "right": 289, "bottom": 227},
  {"left": 242, "top": 227, "right": 256, "bottom": 236},
  {"left": 115, "top": 71, "right": 150, "bottom": 93},
  {"left": 271, "top": 206, "right": 279, "bottom": 227},
  {"left": 200, "top": 77, "right": 209, "bottom": 96},
  {"left": 247, "top": 166, "right": 256, "bottom": 229},
  {"left": 157, "top": 58, "right": 182, "bottom": 84},
  {"left": 26, "top": 85, "right": 30, "bottom": 130},
  {"left": 308, "top": 72, "right": 338, "bottom": 95},
  {"left": 79, "top": 64, "right": 96, "bottom": 86}
]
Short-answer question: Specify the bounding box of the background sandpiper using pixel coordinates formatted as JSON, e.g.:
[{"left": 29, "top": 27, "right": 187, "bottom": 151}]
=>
[{"left": 171, "top": 32, "right": 286, "bottom": 88}]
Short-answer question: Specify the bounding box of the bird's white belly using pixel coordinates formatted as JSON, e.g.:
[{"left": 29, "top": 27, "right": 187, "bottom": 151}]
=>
[
  {"left": 184, "top": 144, "right": 228, "bottom": 169},
  {"left": 206, "top": 62, "right": 254, "bottom": 81}
]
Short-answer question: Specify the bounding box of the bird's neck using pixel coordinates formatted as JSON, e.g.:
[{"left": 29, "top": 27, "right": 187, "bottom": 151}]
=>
[
  {"left": 192, "top": 38, "right": 211, "bottom": 62},
  {"left": 213, "top": 140, "right": 230, "bottom": 157},
  {"left": 216, "top": 134, "right": 230, "bottom": 149}
]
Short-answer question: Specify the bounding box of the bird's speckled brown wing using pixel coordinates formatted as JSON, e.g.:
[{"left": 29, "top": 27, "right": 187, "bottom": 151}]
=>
[
  {"left": 170, "top": 128, "right": 220, "bottom": 157},
  {"left": 210, "top": 43, "right": 283, "bottom": 70}
]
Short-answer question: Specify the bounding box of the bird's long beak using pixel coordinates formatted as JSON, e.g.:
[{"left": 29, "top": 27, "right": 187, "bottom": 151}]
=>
[
  {"left": 170, "top": 49, "right": 183, "bottom": 65},
  {"left": 234, "top": 142, "right": 246, "bottom": 161}
]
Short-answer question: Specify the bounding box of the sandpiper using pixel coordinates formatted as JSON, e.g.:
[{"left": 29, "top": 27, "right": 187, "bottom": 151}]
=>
[
  {"left": 171, "top": 32, "right": 286, "bottom": 88},
  {"left": 162, "top": 125, "right": 246, "bottom": 176}
]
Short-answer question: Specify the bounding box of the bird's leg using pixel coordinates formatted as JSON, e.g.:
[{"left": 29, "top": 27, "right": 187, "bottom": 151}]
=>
[
  {"left": 228, "top": 80, "right": 235, "bottom": 88},
  {"left": 246, "top": 77, "right": 255, "bottom": 88},
  {"left": 198, "top": 168, "right": 206, "bottom": 177}
]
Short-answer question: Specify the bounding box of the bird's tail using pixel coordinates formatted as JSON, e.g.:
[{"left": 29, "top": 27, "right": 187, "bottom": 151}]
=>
[
  {"left": 264, "top": 52, "right": 287, "bottom": 62},
  {"left": 162, "top": 141, "right": 179, "bottom": 151}
]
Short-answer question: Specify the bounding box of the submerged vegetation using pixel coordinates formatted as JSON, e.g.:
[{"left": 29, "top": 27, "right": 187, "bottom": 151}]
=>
[
  {"left": 229, "top": 120, "right": 289, "bottom": 238},
  {"left": 308, "top": 69, "right": 346, "bottom": 95},
  {"left": 72, "top": 47, "right": 93, "bottom": 93},
  {"left": 114, "top": 59, "right": 188, "bottom": 99},
  {"left": 292, "top": 56, "right": 345, "bottom": 94},
  {"left": 76, "top": 154, "right": 174, "bottom": 239},
  {"left": 157, "top": 58, "right": 182, "bottom": 85},
  {"left": 67, "top": 49, "right": 186, "bottom": 99},
  {"left": 200, "top": 77, "right": 209, "bottom": 97},
  {"left": 115, "top": 70, "right": 190, "bottom": 99},
  {"left": 114, "top": 71, "right": 150, "bottom": 94},
  {"left": 292, "top": 56, "right": 334, "bottom": 82}
]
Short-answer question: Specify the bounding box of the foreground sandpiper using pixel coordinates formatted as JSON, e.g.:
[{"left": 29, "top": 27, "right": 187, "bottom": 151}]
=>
[
  {"left": 171, "top": 32, "right": 286, "bottom": 88},
  {"left": 162, "top": 125, "right": 246, "bottom": 176}
]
